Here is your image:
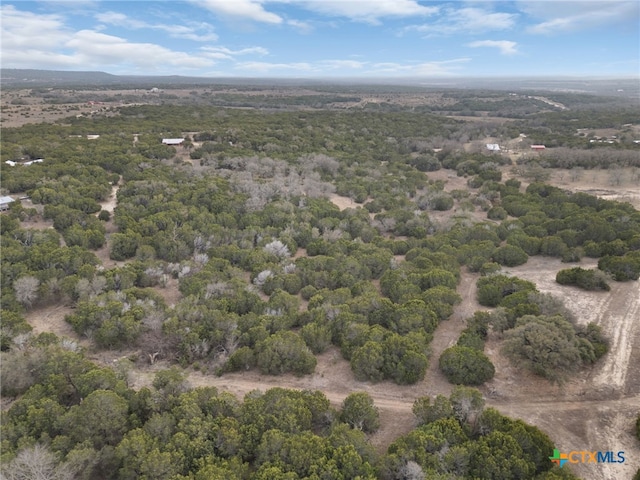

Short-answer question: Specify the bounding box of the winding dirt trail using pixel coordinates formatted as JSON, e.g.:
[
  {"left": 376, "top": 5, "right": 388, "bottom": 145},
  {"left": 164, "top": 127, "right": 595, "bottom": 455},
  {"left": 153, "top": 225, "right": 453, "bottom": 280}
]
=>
[{"left": 98, "top": 176, "right": 122, "bottom": 214}]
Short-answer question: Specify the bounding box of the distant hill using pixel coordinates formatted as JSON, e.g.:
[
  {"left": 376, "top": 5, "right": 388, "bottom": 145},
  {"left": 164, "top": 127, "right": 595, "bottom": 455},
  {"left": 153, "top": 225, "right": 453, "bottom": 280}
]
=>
[
  {"left": 1, "top": 69, "right": 122, "bottom": 86},
  {"left": 1, "top": 69, "right": 638, "bottom": 99},
  {"left": 0, "top": 69, "right": 325, "bottom": 88}
]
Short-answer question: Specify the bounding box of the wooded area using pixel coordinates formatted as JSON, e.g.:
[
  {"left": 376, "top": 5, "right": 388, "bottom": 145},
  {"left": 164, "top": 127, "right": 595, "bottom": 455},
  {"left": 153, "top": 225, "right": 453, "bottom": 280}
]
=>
[{"left": 1, "top": 84, "right": 639, "bottom": 479}]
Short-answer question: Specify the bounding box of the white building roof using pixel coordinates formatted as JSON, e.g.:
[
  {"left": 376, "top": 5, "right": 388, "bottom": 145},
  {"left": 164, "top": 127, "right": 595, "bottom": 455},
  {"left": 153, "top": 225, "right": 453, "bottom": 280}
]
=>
[
  {"left": 23, "top": 159, "right": 44, "bottom": 165},
  {"left": 0, "top": 196, "right": 15, "bottom": 204},
  {"left": 162, "top": 138, "right": 184, "bottom": 145},
  {"left": 486, "top": 143, "right": 500, "bottom": 151}
]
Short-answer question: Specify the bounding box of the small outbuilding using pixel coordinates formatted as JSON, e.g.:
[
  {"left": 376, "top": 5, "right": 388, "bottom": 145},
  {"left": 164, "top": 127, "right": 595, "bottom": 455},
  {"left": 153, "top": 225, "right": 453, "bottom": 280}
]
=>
[
  {"left": 486, "top": 143, "right": 501, "bottom": 152},
  {"left": 23, "top": 159, "right": 44, "bottom": 166},
  {"left": 530, "top": 145, "right": 546, "bottom": 151},
  {"left": 0, "top": 196, "right": 15, "bottom": 211},
  {"left": 162, "top": 138, "right": 185, "bottom": 146}
]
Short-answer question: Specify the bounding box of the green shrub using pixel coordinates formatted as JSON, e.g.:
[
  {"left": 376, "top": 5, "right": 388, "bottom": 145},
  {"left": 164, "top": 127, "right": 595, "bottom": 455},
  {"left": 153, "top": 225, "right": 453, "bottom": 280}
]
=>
[
  {"left": 598, "top": 252, "right": 640, "bottom": 281},
  {"left": 439, "top": 346, "right": 495, "bottom": 385},
  {"left": 476, "top": 275, "right": 536, "bottom": 307},
  {"left": 225, "top": 347, "right": 256, "bottom": 372},
  {"left": 492, "top": 245, "right": 528, "bottom": 267},
  {"left": 480, "top": 262, "right": 502, "bottom": 276},
  {"left": 556, "top": 267, "right": 610, "bottom": 291},
  {"left": 256, "top": 331, "right": 316, "bottom": 376},
  {"left": 457, "top": 331, "right": 485, "bottom": 351},
  {"left": 487, "top": 206, "right": 508, "bottom": 221}
]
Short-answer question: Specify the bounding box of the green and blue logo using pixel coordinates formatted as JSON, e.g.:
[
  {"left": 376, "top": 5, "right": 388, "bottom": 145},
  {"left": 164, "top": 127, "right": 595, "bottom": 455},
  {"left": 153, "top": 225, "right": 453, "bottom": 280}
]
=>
[{"left": 550, "top": 448, "right": 625, "bottom": 468}]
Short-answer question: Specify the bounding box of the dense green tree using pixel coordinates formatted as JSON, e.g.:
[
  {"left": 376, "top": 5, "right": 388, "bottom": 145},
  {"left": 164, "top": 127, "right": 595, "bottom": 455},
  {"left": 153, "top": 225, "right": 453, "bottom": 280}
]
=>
[
  {"left": 340, "top": 392, "right": 380, "bottom": 433},
  {"left": 412, "top": 395, "right": 454, "bottom": 426},
  {"left": 351, "top": 341, "right": 386, "bottom": 382},
  {"left": 492, "top": 244, "right": 529, "bottom": 267},
  {"left": 256, "top": 331, "right": 316, "bottom": 376},
  {"left": 556, "top": 267, "right": 610, "bottom": 290},
  {"left": 477, "top": 274, "right": 537, "bottom": 307},
  {"left": 503, "top": 315, "right": 588, "bottom": 383},
  {"left": 60, "top": 390, "right": 129, "bottom": 450},
  {"left": 469, "top": 430, "right": 536, "bottom": 479},
  {"left": 598, "top": 252, "right": 640, "bottom": 281},
  {"left": 439, "top": 346, "right": 495, "bottom": 386}
]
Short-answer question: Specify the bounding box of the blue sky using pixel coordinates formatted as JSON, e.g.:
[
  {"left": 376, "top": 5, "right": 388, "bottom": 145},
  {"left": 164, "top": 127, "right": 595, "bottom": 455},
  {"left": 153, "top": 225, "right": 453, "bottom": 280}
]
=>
[{"left": 1, "top": 1, "right": 638, "bottom": 78}]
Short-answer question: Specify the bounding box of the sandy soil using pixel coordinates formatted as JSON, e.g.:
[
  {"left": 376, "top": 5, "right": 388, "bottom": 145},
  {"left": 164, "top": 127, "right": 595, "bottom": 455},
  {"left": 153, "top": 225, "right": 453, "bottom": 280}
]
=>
[
  {"left": 23, "top": 305, "right": 74, "bottom": 338},
  {"left": 542, "top": 168, "right": 640, "bottom": 210},
  {"left": 97, "top": 180, "right": 121, "bottom": 214},
  {"left": 151, "top": 276, "right": 182, "bottom": 308},
  {"left": 328, "top": 193, "right": 364, "bottom": 211}
]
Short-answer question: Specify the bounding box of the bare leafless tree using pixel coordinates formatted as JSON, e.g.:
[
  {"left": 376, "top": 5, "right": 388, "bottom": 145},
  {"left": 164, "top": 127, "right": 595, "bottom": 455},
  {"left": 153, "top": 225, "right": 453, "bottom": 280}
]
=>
[
  {"left": 399, "top": 460, "right": 425, "bottom": 480},
  {"left": 3, "top": 444, "right": 75, "bottom": 480},
  {"left": 13, "top": 276, "right": 40, "bottom": 308},
  {"left": 609, "top": 166, "right": 624, "bottom": 186},
  {"left": 569, "top": 166, "right": 584, "bottom": 182},
  {"left": 264, "top": 240, "right": 290, "bottom": 259}
]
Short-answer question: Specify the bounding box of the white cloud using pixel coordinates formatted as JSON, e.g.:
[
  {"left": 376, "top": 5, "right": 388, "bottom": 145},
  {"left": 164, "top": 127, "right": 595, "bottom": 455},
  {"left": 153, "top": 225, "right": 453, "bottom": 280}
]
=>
[
  {"left": 291, "top": 0, "right": 439, "bottom": 25},
  {"left": 368, "top": 58, "right": 470, "bottom": 76},
  {"left": 191, "top": 0, "right": 437, "bottom": 25},
  {"left": 0, "top": 5, "right": 215, "bottom": 73},
  {"left": 232, "top": 57, "right": 468, "bottom": 77},
  {"left": 234, "top": 61, "right": 313, "bottom": 73},
  {"left": 468, "top": 40, "right": 518, "bottom": 55},
  {"left": 319, "top": 60, "right": 366, "bottom": 70},
  {"left": 66, "top": 30, "right": 214, "bottom": 69},
  {"left": 195, "top": 0, "right": 283, "bottom": 24},
  {"left": 405, "top": 7, "right": 517, "bottom": 36},
  {"left": 519, "top": 0, "right": 639, "bottom": 34},
  {"left": 201, "top": 46, "right": 269, "bottom": 60},
  {"left": 1, "top": 5, "right": 70, "bottom": 50},
  {"left": 95, "top": 11, "right": 218, "bottom": 42},
  {"left": 286, "top": 18, "right": 313, "bottom": 33}
]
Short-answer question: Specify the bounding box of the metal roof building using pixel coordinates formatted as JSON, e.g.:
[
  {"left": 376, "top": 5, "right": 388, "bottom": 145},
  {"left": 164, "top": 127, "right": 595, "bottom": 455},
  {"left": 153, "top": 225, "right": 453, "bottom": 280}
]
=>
[
  {"left": 162, "top": 138, "right": 185, "bottom": 145},
  {"left": 0, "top": 196, "right": 15, "bottom": 211}
]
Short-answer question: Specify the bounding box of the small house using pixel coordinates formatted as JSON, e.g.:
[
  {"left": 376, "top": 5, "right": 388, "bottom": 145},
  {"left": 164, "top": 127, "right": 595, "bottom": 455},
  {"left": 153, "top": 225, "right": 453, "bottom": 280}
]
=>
[
  {"left": 486, "top": 143, "right": 501, "bottom": 152},
  {"left": 162, "top": 138, "right": 185, "bottom": 146},
  {"left": 23, "top": 159, "right": 44, "bottom": 166},
  {"left": 530, "top": 145, "right": 546, "bottom": 151},
  {"left": 0, "top": 196, "right": 15, "bottom": 211}
]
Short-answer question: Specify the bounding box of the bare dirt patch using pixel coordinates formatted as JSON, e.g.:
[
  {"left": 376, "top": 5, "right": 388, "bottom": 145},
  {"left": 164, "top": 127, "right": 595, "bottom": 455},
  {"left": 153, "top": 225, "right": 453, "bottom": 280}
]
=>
[
  {"left": 23, "top": 304, "right": 80, "bottom": 342},
  {"left": 545, "top": 168, "right": 640, "bottom": 210},
  {"left": 97, "top": 180, "right": 121, "bottom": 214},
  {"left": 502, "top": 164, "right": 640, "bottom": 210},
  {"left": 93, "top": 238, "right": 126, "bottom": 270},
  {"left": 152, "top": 276, "right": 182, "bottom": 308},
  {"left": 19, "top": 217, "right": 55, "bottom": 231},
  {"left": 328, "top": 193, "right": 363, "bottom": 211}
]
